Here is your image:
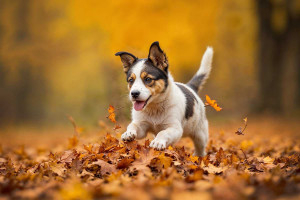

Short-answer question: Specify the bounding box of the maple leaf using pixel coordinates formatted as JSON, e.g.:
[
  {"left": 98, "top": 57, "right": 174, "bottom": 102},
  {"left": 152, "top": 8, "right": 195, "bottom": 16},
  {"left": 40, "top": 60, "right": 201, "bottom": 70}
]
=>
[
  {"left": 205, "top": 95, "right": 222, "bottom": 111},
  {"left": 100, "top": 133, "right": 120, "bottom": 152},
  {"left": 235, "top": 117, "right": 248, "bottom": 135},
  {"left": 90, "top": 159, "right": 117, "bottom": 175},
  {"left": 153, "top": 153, "right": 173, "bottom": 169},
  {"left": 107, "top": 105, "right": 116, "bottom": 123},
  {"left": 116, "top": 158, "right": 134, "bottom": 169},
  {"left": 130, "top": 148, "right": 156, "bottom": 172}
]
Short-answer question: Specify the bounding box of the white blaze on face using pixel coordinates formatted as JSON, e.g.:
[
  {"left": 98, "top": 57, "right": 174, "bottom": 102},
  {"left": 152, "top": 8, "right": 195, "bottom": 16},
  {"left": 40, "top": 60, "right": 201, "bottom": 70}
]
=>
[{"left": 129, "top": 60, "right": 151, "bottom": 111}]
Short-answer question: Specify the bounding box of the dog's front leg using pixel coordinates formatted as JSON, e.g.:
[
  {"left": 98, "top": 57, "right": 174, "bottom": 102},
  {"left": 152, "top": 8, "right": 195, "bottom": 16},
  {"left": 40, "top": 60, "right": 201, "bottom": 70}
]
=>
[
  {"left": 150, "top": 122, "right": 183, "bottom": 150},
  {"left": 121, "top": 121, "right": 149, "bottom": 142}
]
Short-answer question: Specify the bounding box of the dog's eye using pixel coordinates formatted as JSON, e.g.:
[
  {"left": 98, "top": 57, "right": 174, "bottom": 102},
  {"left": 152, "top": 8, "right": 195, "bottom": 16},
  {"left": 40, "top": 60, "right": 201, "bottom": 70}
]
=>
[
  {"left": 144, "top": 77, "right": 152, "bottom": 83},
  {"left": 128, "top": 78, "right": 134, "bottom": 83}
]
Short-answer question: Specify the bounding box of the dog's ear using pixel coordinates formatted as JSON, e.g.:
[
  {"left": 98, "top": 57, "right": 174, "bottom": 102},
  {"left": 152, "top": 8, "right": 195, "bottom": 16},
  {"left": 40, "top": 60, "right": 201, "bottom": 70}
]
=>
[
  {"left": 148, "top": 41, "right": 168, "bottom": 72},
  {"left": 115, "top": 52, "right": 137, "bottom": 73}
]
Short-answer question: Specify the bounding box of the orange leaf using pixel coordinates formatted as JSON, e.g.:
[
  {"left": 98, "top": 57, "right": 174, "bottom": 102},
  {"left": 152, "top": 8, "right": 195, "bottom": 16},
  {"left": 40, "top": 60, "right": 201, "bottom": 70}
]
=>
[
  {"left": 107, "top": 105, "right": 116, "bottom": 123},
  {"left": 113, "top": 124, "right": 121, "bottom": 130},
  {"left": 205, "top": 95, "right": 222, "bottom": 111}
]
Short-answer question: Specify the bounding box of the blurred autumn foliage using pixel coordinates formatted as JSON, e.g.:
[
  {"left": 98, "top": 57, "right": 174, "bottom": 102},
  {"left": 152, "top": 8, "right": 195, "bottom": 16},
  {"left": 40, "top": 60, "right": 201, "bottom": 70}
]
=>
[{"left": 1, "top": 0, "right": 299, "bottom": 126}]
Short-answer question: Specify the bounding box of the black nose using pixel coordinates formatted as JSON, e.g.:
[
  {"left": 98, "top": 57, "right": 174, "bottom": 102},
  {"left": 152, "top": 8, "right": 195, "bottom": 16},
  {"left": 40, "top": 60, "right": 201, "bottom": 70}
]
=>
[{"left": 131, "top": 91, "right": 140, "bottom": 98}]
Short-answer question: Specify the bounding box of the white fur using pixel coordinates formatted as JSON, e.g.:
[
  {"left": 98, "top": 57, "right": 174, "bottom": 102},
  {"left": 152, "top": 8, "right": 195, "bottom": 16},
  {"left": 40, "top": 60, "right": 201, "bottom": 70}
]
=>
[
  {"left": 196, "top": 47, "right": 213, "bottom": 87},
  {"left": 122, "top": 48, "right": 213, "bottom": 157},
  {"left": 129, "top": 60, "right": 151, "bottom": 102}
]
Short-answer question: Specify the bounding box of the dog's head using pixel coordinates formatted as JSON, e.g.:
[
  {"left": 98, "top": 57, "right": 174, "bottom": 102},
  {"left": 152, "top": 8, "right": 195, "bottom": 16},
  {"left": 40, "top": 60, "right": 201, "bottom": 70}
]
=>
[{"left": 115, "top": 42, "right": 169, "bottom": 111}]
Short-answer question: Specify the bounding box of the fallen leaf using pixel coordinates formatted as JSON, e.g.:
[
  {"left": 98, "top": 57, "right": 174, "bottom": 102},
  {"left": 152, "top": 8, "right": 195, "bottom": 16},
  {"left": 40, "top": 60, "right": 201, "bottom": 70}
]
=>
[
  {"left": 90, "top": 159, "right": 117, "bottom": 175},
  {"left": 116, "top": 158, "right": 134, "bottom": 169},
  {"left": 263, "top": 156, "right": 274, "bottom": 164}
]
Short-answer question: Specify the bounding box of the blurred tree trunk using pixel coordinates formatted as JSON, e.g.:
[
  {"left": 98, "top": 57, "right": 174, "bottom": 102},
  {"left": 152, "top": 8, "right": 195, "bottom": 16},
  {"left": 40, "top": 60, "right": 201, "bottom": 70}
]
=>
[
  {"left": 15, "top": 0, "right": 31, "bottom": 122},
  {"left": 0, "top": 0, "right": 47, "bottom": 125},
  {"left": 256, "top": 0, "right": 300, "bottom": 113}
]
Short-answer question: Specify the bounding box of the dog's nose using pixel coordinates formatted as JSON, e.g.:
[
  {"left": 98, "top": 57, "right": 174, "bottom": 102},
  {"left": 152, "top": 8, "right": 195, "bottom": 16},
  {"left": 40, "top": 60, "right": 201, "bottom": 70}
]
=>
[{"left": 131, "top": 90, "right": 140, "bottom": 98}]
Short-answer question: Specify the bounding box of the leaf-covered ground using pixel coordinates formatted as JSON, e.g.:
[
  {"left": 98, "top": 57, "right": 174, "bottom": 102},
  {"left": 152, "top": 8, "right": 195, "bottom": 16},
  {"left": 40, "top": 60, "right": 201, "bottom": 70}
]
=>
[{"left": 0, "top": 117, "right": 299, "bottom": 200}]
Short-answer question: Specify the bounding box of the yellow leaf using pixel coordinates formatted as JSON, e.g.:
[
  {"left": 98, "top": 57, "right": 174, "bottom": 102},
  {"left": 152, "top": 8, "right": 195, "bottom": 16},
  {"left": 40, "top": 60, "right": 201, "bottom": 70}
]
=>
[
  {"left": 60, "top": 177, "right": 92, "bottom": 200},
  {"left": 243, "top": 117, "right": 248, "bottom": 124},
  {"left": 158, "top": 153, "right": 172, "bottom": 168},
  {"left": 240, "top": 140, "right": 253, "bottom": 151},
  {"left": 263, "top": 156, "right": 274, "bottom": 164}
]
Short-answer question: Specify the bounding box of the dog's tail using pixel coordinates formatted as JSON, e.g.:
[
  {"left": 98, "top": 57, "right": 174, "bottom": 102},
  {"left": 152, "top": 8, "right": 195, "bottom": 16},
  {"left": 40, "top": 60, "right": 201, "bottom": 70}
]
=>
[{"left": 187, "top": 47, "right": 213, "bottom": 92}]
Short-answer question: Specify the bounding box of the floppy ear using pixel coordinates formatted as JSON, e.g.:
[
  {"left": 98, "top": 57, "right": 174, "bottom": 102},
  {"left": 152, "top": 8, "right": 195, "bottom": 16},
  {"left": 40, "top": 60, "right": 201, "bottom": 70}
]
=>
[
  {"left": 115, "top": 52, "right": 137, "bottom": 73},
  {"left": 148, "top": 41, "right": 168, "bottom": 72}
]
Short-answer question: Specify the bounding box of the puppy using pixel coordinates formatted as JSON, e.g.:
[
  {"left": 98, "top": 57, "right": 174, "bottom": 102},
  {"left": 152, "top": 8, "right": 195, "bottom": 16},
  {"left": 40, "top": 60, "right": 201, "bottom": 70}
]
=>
[{"left": 115, "top": 42, "right": 213, "bottom": 156}]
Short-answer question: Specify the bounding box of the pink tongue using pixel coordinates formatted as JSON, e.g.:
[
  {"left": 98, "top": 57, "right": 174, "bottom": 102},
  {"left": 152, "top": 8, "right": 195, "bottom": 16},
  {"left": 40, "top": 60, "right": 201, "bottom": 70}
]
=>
[{"left": 134, "top": 101, "right": 146, "bottom": 111}]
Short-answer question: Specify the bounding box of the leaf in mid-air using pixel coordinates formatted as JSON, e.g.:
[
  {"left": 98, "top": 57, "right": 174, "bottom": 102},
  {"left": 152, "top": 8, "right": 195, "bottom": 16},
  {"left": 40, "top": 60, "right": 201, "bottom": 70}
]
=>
[
  {"left": 107, "top": 105, "right": 116, "bottom": 123},
  {"left": 235, "top": 117, "right": 248, "bottom": 135},
  {"left": 205, "top": 95, "right": 222, "bottom": 111}
]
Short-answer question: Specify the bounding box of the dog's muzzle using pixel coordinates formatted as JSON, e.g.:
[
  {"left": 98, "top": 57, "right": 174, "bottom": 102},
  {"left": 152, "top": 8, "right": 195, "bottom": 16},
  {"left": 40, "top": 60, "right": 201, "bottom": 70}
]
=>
[{"left": 133, "top": 96, "right": 151, "bottom": 111}]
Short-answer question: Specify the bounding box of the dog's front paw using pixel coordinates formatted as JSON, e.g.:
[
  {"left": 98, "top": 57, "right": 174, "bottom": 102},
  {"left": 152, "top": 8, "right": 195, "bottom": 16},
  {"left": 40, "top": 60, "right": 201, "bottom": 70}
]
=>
[
  {"left": 150, "top": 138, "right": 167, "bottom": 150},
  {"left": 121, "top": 130, "right": 137, "bottom": 142}
]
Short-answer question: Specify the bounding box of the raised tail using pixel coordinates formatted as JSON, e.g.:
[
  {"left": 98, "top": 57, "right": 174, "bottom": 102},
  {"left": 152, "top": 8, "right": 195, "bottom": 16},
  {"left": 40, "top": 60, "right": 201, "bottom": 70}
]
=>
[{"left": 187, "top": 47, "right": 213, "bottom": 92}]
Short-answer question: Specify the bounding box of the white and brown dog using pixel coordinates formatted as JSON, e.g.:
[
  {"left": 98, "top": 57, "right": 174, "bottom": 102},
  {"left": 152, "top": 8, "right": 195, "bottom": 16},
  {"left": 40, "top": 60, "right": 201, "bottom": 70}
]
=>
[{"left": 115, "top": 42, "right": 213, "bottom": 156}]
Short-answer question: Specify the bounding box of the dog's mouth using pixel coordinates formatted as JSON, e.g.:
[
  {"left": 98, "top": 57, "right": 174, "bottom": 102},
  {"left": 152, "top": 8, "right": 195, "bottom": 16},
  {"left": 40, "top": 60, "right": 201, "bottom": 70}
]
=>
[{"left": 133, "top": 96, "right": 151, "bottom": 111}]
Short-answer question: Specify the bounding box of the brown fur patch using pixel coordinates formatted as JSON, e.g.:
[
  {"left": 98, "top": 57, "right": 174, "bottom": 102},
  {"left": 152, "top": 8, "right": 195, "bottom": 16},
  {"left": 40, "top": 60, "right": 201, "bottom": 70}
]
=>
[
  {"left": 140, "top": 71, "right": 165, "bottom": 95},
  {"left": 140, "top": 72, "right": 148, "bottom": 79},
  {"left": 146, "top": 79, "right": 165, "bottom": 96},
  {"left": 141, "top": 72, "right": 154, "bottom": 85}
]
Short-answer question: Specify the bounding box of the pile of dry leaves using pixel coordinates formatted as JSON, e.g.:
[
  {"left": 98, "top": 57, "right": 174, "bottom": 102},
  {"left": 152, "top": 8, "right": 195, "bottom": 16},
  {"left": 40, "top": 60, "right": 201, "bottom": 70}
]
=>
[
  {"left": 0, "top": 129, "right": 299, "bottom": 199},
  {"left": 0, "top": 103, "right": 299, "bottom": 199}
]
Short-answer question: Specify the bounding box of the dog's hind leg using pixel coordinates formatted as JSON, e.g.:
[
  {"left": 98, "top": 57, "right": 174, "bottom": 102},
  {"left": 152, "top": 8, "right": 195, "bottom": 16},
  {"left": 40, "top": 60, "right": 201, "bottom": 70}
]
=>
[{"left": 191, "top": 120, "right": 209, "bottom": 157}]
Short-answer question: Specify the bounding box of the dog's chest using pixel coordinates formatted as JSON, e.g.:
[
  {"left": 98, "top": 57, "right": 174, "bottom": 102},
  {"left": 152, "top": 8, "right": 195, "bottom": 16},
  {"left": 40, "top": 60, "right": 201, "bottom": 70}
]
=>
[{"left": 140, "top": 111, "right": 169, "bottom": 132}]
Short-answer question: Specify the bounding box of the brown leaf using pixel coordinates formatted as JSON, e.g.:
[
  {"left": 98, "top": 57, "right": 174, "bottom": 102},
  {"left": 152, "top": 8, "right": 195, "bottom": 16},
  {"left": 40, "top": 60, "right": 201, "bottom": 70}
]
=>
[
  {"left": 235, "top": 117, "right": 248, "bottom": 135},
  {"left": 130, "top": 148, "right": 157, "bottom": 172},
  {"left": 60, "top": 150, "right": 78, "bottom": 164},
  {"left": 90, "top": 159, "right": 117, "bottom": 175},
  {"left": 117, "top": 158, "right": 134, "bottom": 169}
]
